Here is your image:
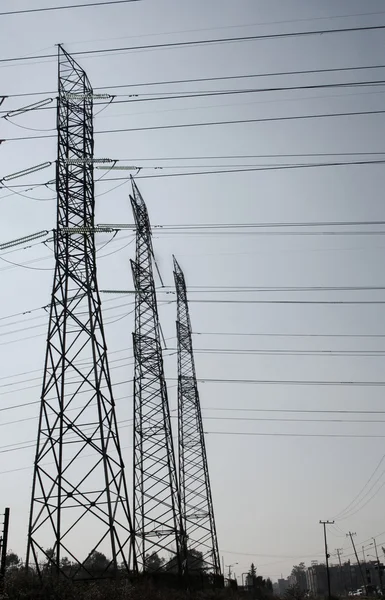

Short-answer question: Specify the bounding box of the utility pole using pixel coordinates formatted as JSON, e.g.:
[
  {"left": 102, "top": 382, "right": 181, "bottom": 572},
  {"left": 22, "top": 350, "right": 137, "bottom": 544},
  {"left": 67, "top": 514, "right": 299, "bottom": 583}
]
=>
[
  {"left": 26, "top": 46, "right": 135, "bottom": 579},
  {"left": 336, "top": 548, "right": 348, "bottom": 596},
  {"left": 347, "top": 532, "right": 367, "bottom": 595},
  {"left": 173, "top": 256, "right": 221, "bottom": 577},
  {"left": 226, "top": 562, "right": 238, "bottom": 580},
  {"left": 0, "top": 508, "right": 10, "bottom": 580},
  {"left": 348, "top": 559, "right": 354, "bottom": 592},
  {"left": 320, "top": 520, "right": 334, "bottom": 600},
  {"left": 373, "top": 537, "right": 384, "bottom": 594}
]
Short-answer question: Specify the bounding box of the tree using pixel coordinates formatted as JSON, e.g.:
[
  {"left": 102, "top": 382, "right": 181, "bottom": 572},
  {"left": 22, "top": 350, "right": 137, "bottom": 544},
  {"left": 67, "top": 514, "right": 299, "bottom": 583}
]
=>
[
  {"left": 83, "top": 550, "right": 111, "bottom": 576},
  {"left": 291, "top": 563, "right": 306, "bottom": 577},
  {"left": 42, "top": 548, "right": 55, "bottom": 575},
  {"left": 245, "top": 565, "right": 274, "bottom": 600},
  {"left": 144, "top": 552, "right": 165, "bottom": 572},
  {"left": 186, "top": 548, "right": 205, "bottom": 572},
  {"left": 291, "top": 563, "right": 307, "bottom": 593},
  {"left": 246, "top": 563, "right": 257, "bottom": 589},
  {"left": 166, "top": 548, "right": 206, "bottom": 574},
  {"left": 285, "top": 583, "right": 307, "bottom": 600},
  {"left": 249, "top": 563, "right": 257, "bottom": 578},
  {"left": 5, "top": 552, "right": 21, "bottom": 571},
  {"left": 60, "top": 556, "right": 73, "bottom": 576}
]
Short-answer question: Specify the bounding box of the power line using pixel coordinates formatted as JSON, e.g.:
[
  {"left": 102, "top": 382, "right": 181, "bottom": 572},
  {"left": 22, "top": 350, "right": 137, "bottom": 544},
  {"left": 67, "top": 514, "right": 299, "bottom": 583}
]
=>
[
  {"left": 4, "top": 78, "right": 385, "bottom": 114},
  {"left": 0, "top": 0, "right": 140, "bottom": 16},
  {"left": 203, "top": 408, "right": 385, "bottom": 415},
  {"left": 151, "top": 220, "right": 385, "bottom": 229},
  {"left": 4, "top": 407, "right": 385, "bottom": 430},
  {"left": 188, "top": 299, "right": 385, "bottom": 304},
  {"left": 6, "top": 64, "right": 385, "bottom": 99},
  {"left": 191, "top": 378, "right": 385, "bottom": 387},
  {"left": 334, "top": 454, "right": 385, "bottom": 520},
  {"left": 87, "top": 153, "right": 385, "bottom": 160},
  {"left": 173, "top": 348, "right": 385, "bottom": 357},
  {"left": 6, "top": 109, "right": 385, "bottom": 142},
  {"left": 2, "top": 24, "right": 385, "bottom": 64},
  {"left": 6, "top": 160, "right": 385, "bottom": 184},
  {"left": 5, "top": 161, "right": 385, "bottom": 186},
  {"left": 4, "top": 374, "right": 385, "bottom": 414},
  {"left": 337, "top": 479, "right": 385, "bottom": 520},
  {"left": 189, "top": 415, "right": 385, "bottom": 423},
  {"left": 165, "top": 285, "right": 385, "bottom": 292},
  {"left": 194, "top": 331, "right": 385, "bottom": 339},
  {"left": 3, "top": 424, "right": 385, "bottom": 458},
  {"left": 206, "top": 431, "right": 385, "bottom": 438}
]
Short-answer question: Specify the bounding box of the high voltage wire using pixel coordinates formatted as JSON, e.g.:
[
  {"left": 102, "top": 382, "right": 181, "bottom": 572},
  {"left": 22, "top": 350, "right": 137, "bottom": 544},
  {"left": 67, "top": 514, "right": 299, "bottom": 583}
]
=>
[
  {"left": 6, "top": 161, "right": 385, "bottom": 188},
  {"left": 172, "top": 348, "right": 385, "bottom": 357},
  {"left": 337, "top": 480, "right": 385, "bottom": 520},
  {"left": 10, "top": 161, "right": 385, "bottom": 188},
  {"left": 6, "top": 110, "right": 385, "bottom": 142},
  {"left": 195, "top": 331, "right": 385, "bottom": 339},
  {"left": 5, "top": 160, "right": 385, "bottom": 185},
  {"left": 3, "top": 425, "right": 385, "bottom": 458},
  {"left": 2, "top": 24, "right": 385, "bottom": 64},
  {"left": 6, "top": 64, "right": 385, "bottom": 99},
  {"left": 334, "top": 454, "right": 385, "bottom": 520},
  {"left": 204, "top": 408, "right": 385, "bottom": 415},
  {"left": 2, "top": 221, "right": 385, "bottom": 234},
  {"left": 152, "top": 220, "right": 385, "bottom": 229},
  {"left": 4, "top": 346, "right": 385, "bottom": 392},
  {"left": 193, "top": 378, "right": 385, "bottom": 386},
  {"left": 5, "top": 414, "right": 385, "bottom": 428},
  {"left": 3, "top": 79, "right": 385, "bottom": 114},
  {"left": 1, "top": 293, "right": 385, "bottom": 335},
  {"left": 90, "top": 153, "right": 385, "bottom": 160},
  {"left": 0, "top": 0, "right": 140, "bottom": 16},
  {"left": 205, "top": 431, "right": 385, "bottom": 438},
  {"left": 3, "top": 374, "right": 385, "bottom": 406},
  {"left": 179, "top": 286, "right": 385, "bottom": 293},
  {"left": 188, "top": 299, "right": 385, "bottom": 305},
  {"left": 4, "top": 407, "right": 385, "bottom": 427}
]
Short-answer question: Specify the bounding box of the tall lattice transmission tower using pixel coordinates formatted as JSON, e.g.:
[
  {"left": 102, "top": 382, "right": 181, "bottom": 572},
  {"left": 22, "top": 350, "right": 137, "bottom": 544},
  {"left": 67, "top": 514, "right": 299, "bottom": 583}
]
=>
[
  {"left": 173, "top": 257, "right": 221, "bottom": 577},
  {"left": 130, "top": 178, "right": 183, "bottom": 574},
  {"left": 26, "top": 46, "right": 135, "bottom": 579}
]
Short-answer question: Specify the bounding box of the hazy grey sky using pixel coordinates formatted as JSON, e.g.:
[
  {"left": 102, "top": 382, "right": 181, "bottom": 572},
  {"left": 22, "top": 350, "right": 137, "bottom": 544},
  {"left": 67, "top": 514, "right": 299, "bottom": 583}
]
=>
[{"left": 2, "top": 0, "right": 385, "bottom": 582}]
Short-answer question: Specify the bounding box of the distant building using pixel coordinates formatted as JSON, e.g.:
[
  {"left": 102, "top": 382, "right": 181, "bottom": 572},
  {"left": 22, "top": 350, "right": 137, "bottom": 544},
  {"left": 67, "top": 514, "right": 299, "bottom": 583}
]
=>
[
  {"left": 306, "top": 560, "right": 384, "bottom": 596},
  {"left": 278, "top": 577, "right": 289, "bottom": 596},
  {"left": 273, "top": 582, "right": 280, "bottom": 595}
]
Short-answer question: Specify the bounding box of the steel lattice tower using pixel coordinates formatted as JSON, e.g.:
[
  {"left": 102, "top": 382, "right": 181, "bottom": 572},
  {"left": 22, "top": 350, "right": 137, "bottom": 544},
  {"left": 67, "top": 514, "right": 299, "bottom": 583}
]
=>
[
  {"left": 130, "top": 178, "right": 183, "bottom": 573},
  {"left": 26, "top": 46, "right": 135, "bottom": 579},
  {"left": 173, "top": 257, "right": 221, "bottom": 576}
]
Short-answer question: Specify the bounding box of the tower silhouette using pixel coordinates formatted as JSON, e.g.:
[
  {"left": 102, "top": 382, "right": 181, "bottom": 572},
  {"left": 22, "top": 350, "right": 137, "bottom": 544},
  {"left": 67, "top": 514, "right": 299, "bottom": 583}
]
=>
[
  {"left": 26, "top": 46, "right": 135, "bottom": 578},
  {"left": 130, "top": 178, "right": 183, "bottom": 573},
  {"left": 173, "top": 257, "right": 221, "bottom": 577}
]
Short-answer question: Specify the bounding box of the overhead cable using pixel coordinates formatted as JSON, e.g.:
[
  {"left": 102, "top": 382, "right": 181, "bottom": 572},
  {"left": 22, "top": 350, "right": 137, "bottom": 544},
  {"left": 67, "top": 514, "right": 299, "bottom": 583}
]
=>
[
  {"left": 6, "top": 109, "right": 385, "bottom": 142},
  {"left": 6, "top": 63, "right": 385, "bottom": 99},
  {"left": 0, "top": 0, "right": 140, "bottom": 17},
  {"left": 2, "top": 24, "right": 385, "bottom": 64}
]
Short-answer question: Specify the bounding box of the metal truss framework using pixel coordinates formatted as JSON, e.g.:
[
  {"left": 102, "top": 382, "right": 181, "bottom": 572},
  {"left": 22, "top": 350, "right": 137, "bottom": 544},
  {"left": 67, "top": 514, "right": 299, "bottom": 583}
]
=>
[
  {"left": 130, "top": 178, "right": 183, "bottom": 573},
  {"left": 26, "top": 46, "right": 135, "bottom": 579},
  {"left": 173, "top": 257, "right": 221, "bottom": 576}
]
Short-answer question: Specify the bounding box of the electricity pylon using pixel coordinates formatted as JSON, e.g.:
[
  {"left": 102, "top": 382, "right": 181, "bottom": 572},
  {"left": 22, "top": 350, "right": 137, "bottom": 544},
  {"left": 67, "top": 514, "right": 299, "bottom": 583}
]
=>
[
  {"left": 173, "top": 257, "right": 221, "bottom": 576},
  {"left": 130, "top": 178, "right": 183, "bottom": 573},
  {"left": 26, "top": 45, "right": 135, "bottom": 579}
]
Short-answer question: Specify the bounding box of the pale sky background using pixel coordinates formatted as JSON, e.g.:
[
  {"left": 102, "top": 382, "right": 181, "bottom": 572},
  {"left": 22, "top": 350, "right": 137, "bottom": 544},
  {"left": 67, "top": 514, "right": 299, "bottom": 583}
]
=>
[{"left": 2, "top": 0, "right": 385, "bottom": 583}]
